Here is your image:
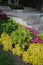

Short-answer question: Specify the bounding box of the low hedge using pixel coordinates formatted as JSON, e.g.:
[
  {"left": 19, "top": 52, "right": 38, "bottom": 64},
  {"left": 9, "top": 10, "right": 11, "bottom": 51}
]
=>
[{"left": 0, "top": 3, "right": 24, "bottom": 9}]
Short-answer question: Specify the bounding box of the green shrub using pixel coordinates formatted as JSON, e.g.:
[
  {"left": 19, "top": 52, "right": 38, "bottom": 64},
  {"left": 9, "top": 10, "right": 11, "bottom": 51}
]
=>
[
  {"left": 0, "top": 47, "right": 15, "bottom": 65},
  {"left": 0, "top": 3, "right": 24, "bottom": 9}
]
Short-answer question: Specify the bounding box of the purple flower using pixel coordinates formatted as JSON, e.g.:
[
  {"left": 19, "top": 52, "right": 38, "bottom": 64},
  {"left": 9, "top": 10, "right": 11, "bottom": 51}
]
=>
[{"left": 0, "top": 13, "right": 10, "bottom": 22}]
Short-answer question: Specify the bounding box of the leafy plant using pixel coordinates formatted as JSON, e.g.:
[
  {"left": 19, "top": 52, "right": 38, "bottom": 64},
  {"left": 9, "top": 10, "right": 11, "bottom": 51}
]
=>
[
  {"left": 11, "top": 27, "right": 35, "bottom": 49},
  {"left": 0, "top": 19, "right": 18, "bottom": 35}
]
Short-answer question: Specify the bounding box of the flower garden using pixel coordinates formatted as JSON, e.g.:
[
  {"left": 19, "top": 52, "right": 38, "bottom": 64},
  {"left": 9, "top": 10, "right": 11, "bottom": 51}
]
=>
[{"left": 0, "top": 11, "right": 43, "bottom": 65}]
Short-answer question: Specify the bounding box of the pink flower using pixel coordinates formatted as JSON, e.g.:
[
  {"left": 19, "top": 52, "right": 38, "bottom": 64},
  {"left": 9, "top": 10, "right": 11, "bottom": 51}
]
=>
[
  {"left": 32, "top": 36, "right": 41, "bottom": 43},
  {"left": 26, "top": 27, "right": 39, "bottom": 34}
]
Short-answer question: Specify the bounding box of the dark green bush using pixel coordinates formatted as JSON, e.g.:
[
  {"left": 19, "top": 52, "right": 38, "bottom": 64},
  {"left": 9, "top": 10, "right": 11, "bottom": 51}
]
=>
[
  {"left": 0, "top": 47, "right": 15, "bottom": 65},
  {"left": 0, "top": 3, "right": 24, "bottom": 9}
]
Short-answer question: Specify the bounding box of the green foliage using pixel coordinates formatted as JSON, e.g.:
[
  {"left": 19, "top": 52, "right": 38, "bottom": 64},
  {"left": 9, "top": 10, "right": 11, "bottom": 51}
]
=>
[
  {"left": 11, "top": 27, "right": 35, "bottom": 49},
  {"left": 0, "top": 19, "right": 18, "bottom": 35},
  {"left": 0, "top": 47, "right": 15, "bottom": 65}
]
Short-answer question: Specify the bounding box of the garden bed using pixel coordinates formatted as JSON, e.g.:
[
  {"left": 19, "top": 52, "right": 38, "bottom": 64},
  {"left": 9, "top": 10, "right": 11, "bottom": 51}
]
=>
[{"left": 0, "top": 12, "right": 43, "bottom": 65}]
